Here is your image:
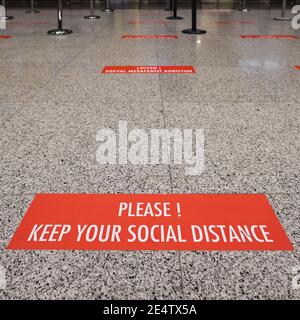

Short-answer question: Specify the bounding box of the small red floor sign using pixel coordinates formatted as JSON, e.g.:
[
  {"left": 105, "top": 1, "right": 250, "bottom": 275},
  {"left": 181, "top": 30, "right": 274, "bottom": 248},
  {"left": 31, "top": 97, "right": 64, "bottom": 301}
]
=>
[
  {"left": 8, "top": 194, "right": 293, "bottom": 251},
  {"left": 0, "top": 35, "right": 12, "bottom": 39},
  {"left": 217, "top": 21, "right": 256, "bottom": 24},
  {"left": 295, "top": 66, "right": 300, "bottom": 70},
  {"left": 122, "top": 35, "right": 178, "bottom": 39},
  {"left": 240, "top": 35, "right": 298, "bottom": 39},
  {"left": 102, "top": 66, "right": 196, "bottom": 74},
  {"left": 9, "top": 21, "right": 49, "bottom": 26},
  {"left": 129, "top": 21, "right": 168, "bottom": 24}
]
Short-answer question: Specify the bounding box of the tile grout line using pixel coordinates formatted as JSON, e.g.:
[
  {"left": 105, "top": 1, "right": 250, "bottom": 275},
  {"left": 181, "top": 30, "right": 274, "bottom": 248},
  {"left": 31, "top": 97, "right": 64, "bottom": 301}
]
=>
[
  {"left": 154, "top": 27, "right": 186, "bottom": 299},
  {"left": 153, "top": 20, "right": 186, "bottom": 297}
]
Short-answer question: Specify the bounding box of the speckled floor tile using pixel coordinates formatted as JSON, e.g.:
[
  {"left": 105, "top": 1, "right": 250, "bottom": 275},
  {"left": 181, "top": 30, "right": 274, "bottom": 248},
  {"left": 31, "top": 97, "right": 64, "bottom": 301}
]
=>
[
  {"left": 0, "top": 33, "right": 97, "bottom": 49},
  {"left": 258, "top": 68, "right": 300, "bottom": 103},
  {"left": 228, "top": 45, "right": 299, "bottom": 71},
  {"left": 0, "top": 63, "right": 57, "bottom": 103},
  {"left": 268, "top": 194, "right": 300, "bottom": 249},
  {"left": 0, "top": 246, "right": 181, "bottom": 299},
  {"left": 0, "top": 89, "right": 39, "bottom": 127},
  {"left": 181, "top": 250, "right": 299, "bottom": 299},
  {"left": 0, "top": 247, "right": 109, "bottom": 299},
  {"left": 97, "top": 251, "right": 182, "bottom": 299},
  {"left": 159, "top": 66, "right": 282, "bottom": 103},
  {"left": 0, "top": 93, "right": 169, "bottom": 194},
  {"left": 0, "top": 196, "right": 33, "bottom": 241},
  {"left": 69, "top": 41, "right": 158, "bottom": 67},
  {"left": 163, "top": 100, "right": 299, "bottom": 193},
  {"left": 3, "top": 46, "right": 82, "bottom": 67},
  {"left": 156, "top": 35, "right": 242, "bottom": 67},
  {"left": 43, "top": 65, "right": 162, "bottom": 103}
]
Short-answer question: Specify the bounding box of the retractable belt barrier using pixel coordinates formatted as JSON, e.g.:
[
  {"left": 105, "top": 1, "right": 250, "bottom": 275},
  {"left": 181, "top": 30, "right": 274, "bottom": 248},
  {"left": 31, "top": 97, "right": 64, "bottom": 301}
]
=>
[
  {"left": 84, "top": 0, "right": 100, "bottom": 19},
  {"left": 238, "top": 0, "right": 250, "bottom": 12},
  {"left": 274, "top": 0, "right": 292, "bottom": 21},
  {"left": 25, "top": 0, "right": 40, "bottom": 14},
  {"left": 167, "top": 0, "right": 183, "bottom": 20},
  {"left": 102, "top": 0, "right": 114, "bottom": 13},
  {"left": 165, "top": 0, "right": 173, "bottom": 11},
  {"left": 182, "top": 0, "right": 206, "bottom": 35},
  {"left": 47, "top": 0, "right": 72, "bottom": 35}
]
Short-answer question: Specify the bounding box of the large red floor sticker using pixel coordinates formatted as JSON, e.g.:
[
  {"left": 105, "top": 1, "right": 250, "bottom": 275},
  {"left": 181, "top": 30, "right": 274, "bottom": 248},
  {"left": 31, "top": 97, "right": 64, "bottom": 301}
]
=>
[
  {"left": 295, "top": 66, "right": 300, "bottom": 70},
  {"left": 102, "top": 66, "right": 196, "bottom": 74},
  {"left": 8, "top": 194, "right": 293, "bottom": 251},
  {"left": 240, "top": 35, "right": 298, "bottom": 39}
]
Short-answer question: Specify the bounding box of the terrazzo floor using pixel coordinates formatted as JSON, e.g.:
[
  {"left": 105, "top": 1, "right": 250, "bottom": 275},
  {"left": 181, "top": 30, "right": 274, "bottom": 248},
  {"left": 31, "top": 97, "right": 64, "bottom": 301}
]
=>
[{"left": 0, "top": 7, "right": 299, "bottom": 299}]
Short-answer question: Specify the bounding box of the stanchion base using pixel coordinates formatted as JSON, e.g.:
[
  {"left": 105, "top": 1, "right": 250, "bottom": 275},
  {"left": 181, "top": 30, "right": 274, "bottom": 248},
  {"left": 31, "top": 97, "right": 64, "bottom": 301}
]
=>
[
  {"left": 167, "top": 16, "right": 183, "bottom": 20},
  {"left": 84, "top": 15, "right": 100, "bottom": 19},
  {"left": 25, "top": 10, "right": 40, "bottom": 13},
  {"left": 47, "top": 29, "right": 73, "bottom": 36},
  {"left": 238, "top": 8, "right": 250, "bottom": 12},
  {"left": 0, "top": 16, "right": 14, "bottom": 20},
  {"left": 165, "top": 8, "right": 172, "bottom": 11},
  {"left": 182, "top": 28, "right": 207, "bottom": 35},
  {"left": 274, "top": 17, "right": 292, "bottom": 21},
  {"left": 102, "top": 9, "right": 114, "bottom": 13}
]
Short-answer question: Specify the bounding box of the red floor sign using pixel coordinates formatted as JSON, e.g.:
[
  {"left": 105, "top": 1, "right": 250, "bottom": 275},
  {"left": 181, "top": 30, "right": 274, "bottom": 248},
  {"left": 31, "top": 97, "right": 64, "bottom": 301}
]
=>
[
  {"left": 122, "top": 35, "right": 178, "bottom": 39},
  {"left": 295, "top": 66, "right": 300, "bottom": 70},
  {"left": 7, "top": 194, "right": 293, "bottom": 251},
  {"left": 9, "top": 21, "right": 49, "bottom": 26},
  {"left": 102, "top": 66, "right": 196, "bottom": 74},
  {"left": 128, "top": 21, "right": 168, "bottom": 24},
  {"left": 240, "top": 35, "right": 298, "bottom": 39},
  {"left": 0, "top": 35, "right": 12, "bottom": 39},
  {"left": 217, "top": 21, "right": 256, "bottom": 24}
]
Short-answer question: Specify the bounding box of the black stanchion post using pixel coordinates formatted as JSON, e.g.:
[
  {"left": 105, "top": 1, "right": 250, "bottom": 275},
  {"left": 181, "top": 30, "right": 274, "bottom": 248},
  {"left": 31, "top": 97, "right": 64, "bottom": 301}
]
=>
[
  {"left": 0, "top": 0, "right": 14, "bottom": 20},
  {"left": 167, "top": 0, "right": 183, "bottom": 20},
  {"left": 84, "top": 0, "right": 100, "bottom": 19},
  {"left": 238, "top": 0, "right": 249, "bottom": 12},
  {"left": 47, "top": 0, "right": 72, "bottom": 35},
  {"left": 102, "top": 0, "right": 114, "bottom": 13},
  {"left": 274, "top": 0, "right": 291, "bottom": 21},
  {"left": 182, "top": 0, "right": 206, "bottom": 34},
  {"left": 165, "top": 0, "right": 173, "bottom": 11},
  {"left": 25, "top": 0, "right": 40, "bottom": 14}
]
